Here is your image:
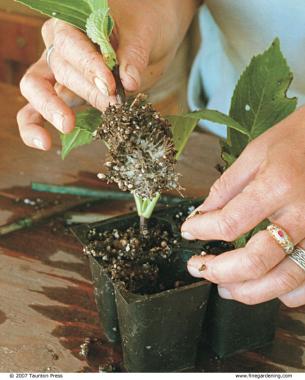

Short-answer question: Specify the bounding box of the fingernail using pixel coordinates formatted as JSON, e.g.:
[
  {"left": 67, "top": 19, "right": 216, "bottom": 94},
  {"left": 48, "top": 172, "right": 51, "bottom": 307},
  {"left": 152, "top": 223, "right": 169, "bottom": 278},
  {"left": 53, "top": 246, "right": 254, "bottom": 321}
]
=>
[
  {"left": 125, "top": 65, "right": 140, "bottom": 86},
  {"left": 94, "top": 77, "right": 109, "bottom": 96},
  {"left": 33, "top": 138, "right": 45, "bottom": 150},
  {"left": 53, "top": 113, "right": 65, "bottom": 132},
  {"left": 181, "top": 231, "right": 195, "bottom": 240},
  {"left": 218, "top": 286, "right": 232, "bottom": 300},
  {"left": 109, "top": 96, "right": 118, "bottom": 106}
]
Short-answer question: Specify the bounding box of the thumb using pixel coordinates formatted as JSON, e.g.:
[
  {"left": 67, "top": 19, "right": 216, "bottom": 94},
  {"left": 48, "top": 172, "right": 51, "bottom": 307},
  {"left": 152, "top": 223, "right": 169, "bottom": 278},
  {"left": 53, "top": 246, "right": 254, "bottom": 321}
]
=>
[{"left": 116, "top": 34, "right": 151, "bottom": 92}]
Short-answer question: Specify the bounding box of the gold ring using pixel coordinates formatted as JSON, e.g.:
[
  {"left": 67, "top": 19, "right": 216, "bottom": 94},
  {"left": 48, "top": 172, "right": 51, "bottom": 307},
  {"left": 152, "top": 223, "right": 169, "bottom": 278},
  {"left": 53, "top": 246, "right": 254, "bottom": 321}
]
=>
[{"left": 267, "top": 223, "right": 294, "bottom": 255}]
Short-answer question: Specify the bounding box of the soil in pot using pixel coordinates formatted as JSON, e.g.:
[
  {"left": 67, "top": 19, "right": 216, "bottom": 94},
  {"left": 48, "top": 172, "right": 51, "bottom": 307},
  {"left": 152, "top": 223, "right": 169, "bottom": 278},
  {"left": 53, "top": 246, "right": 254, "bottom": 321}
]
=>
[{"left": 72, "top": 211, "right": 211, "bottom": 372}]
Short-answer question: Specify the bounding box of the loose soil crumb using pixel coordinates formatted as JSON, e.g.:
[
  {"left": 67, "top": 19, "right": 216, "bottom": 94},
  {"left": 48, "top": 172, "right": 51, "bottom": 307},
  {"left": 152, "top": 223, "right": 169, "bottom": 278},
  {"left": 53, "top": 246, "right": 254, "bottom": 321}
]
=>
[{"left": 14, "top": 197, "right": 60, "bottom": 211}]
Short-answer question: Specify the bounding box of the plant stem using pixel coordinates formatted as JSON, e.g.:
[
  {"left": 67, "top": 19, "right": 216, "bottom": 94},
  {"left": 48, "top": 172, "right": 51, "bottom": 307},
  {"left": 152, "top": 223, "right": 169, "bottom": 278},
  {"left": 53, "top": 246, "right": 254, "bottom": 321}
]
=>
[
  {"left": 139, "top": 215, "right": 148, "bottom": 235},
  {"left": 112, "top": 65, "right": 126, "bottom": 103},
  {"left": 32, "top": 182, "right": 134, "bottom": 200},
  {"left": 142, "top": 194, "right": 160, "bottom": 219},
  {"left": 134, "top": 194, "right": 161, "bottom": 235},
  {"left": 32, "top": 182, "right": 182, "bottom": 204},
  {"left": 134, "top": 194, "right": 144, "bottom": 215},
  {"left": 0, "top": 197, "right": 95, "bottom": 236}
]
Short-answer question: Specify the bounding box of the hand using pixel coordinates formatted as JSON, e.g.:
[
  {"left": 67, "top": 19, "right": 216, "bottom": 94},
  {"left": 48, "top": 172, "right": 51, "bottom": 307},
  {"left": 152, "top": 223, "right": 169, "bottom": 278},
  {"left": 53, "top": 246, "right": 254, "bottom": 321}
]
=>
[
  {"left": 17, "top": 0, "right": 199, "bottom": 150},
  {"left": 181, "top": 106, "right": 305, "bottom": 307}
]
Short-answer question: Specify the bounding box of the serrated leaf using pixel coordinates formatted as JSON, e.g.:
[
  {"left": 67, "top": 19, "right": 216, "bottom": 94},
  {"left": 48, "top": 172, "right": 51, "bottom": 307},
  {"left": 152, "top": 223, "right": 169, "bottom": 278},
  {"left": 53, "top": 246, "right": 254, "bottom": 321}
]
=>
[
  {"left": 168, "top": 109, "right": 249, "bottom": 160},
  {"left": 86, "top": 8, "right": 116, "bottom": 69},
  {"left": 61, "top": 108, "right": 101, "bottom": 159},
  {"left": 16, "top": 0, "right": 91, "bottom": 31},
  {"left": 228, "top": 38, "right": 297, "bottom": 156},
  {"left": 16, "top": 0, "right": 117, "bottom": 70}
]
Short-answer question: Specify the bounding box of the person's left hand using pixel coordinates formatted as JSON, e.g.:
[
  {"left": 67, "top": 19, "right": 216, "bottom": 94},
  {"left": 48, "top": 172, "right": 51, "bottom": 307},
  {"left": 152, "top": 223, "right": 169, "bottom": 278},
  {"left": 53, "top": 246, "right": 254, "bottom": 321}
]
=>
[{"left": 181, "top": 106, "right": 305, "bottom": 307}]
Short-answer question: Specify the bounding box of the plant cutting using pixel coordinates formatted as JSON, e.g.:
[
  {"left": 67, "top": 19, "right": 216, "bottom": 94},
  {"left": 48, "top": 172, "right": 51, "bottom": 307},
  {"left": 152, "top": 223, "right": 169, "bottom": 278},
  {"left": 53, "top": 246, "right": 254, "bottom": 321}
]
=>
[{"left": 17, "top": 0, "right": 298, "bottom": 371}]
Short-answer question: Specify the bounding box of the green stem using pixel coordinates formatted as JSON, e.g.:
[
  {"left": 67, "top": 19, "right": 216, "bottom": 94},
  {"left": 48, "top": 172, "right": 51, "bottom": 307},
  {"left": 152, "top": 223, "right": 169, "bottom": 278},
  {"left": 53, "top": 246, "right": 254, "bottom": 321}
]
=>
[
  {"left": 32, "top": 182, "right": 182, "bottom": 204},
  {"left": 134, "top": 194, "right": 144, "bottom": 216},
  {"left": 142, "top": 194, "right": 161, "bottom": 219},
  {"left": 134, "top": 193, "right": 160, "bottom": 219},
  {"left": 0, "top": 197, "right": 95, "bottom": 236}
]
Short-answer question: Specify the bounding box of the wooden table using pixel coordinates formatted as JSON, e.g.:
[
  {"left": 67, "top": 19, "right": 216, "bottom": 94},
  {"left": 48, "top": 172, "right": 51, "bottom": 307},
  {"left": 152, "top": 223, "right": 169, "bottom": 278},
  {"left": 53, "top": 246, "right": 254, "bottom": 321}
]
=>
[{"left": 0, "top": 83, "right": 304, "bottom": 373}]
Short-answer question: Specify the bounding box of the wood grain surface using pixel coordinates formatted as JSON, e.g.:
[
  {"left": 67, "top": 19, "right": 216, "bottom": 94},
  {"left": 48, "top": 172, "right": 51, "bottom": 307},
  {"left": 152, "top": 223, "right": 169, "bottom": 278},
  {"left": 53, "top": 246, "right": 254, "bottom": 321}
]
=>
[{"left": 0, "top": 83, "right": 304, "bottom": 373}]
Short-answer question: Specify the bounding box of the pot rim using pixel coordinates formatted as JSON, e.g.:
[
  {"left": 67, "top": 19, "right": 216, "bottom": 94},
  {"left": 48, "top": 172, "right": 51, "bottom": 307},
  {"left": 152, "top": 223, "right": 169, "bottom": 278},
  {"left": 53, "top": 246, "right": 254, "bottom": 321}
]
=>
[{"left": 89, "top": 255, "right": 210, "bottom": 303}]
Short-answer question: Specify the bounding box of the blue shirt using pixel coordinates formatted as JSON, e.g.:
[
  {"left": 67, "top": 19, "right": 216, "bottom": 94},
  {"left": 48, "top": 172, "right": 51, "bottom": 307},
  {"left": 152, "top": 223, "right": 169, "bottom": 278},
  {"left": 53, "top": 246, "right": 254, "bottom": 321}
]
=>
[{"left": 188, "top": 0, "right": 305, "bottom": 137}]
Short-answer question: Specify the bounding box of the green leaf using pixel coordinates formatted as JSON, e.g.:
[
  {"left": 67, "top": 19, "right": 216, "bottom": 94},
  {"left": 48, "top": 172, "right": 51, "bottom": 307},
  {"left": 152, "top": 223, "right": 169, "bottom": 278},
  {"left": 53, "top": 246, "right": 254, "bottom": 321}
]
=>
[
  {"left": 61, "top": 108, "right": 101, "bottom": 159},
  {"left": 168, "top": 109, "right": 249, "bottom": 159},
  {"left": 228, "top": 38, "right": 297, "bottom": 156},
  {"left": 167, "top": 115, "right": 198, "bottom": 159},
  {"left": 221, "top": 151, "right": 236, "bottom": 167},
  {"left": 15, "top": 0, "right": 91, "bottom": 31},
  {"left": 86, "top": 7, "right": 117, "bottom": 69},
  {"left": 187, "top": 110, "right": 249, "bottom": 136},
  {"left": 234, "top": 233, "right": 251, "bottom": 249},
  {"left": 234, "top": 219, "right": 269, "bottom": 248},
  {"left": 16, "top": 0, "right": 118, "bottom": 69},
  {"left": 87, "top": 0, "right": 108, "bottom": 11}
]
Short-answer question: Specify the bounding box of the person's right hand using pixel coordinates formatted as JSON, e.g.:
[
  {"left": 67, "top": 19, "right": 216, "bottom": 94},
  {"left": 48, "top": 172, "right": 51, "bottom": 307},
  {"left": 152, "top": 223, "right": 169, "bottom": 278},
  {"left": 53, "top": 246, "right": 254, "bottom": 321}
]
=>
[{"left": 17, "top": 0, "right": 200, "bottom": 151}]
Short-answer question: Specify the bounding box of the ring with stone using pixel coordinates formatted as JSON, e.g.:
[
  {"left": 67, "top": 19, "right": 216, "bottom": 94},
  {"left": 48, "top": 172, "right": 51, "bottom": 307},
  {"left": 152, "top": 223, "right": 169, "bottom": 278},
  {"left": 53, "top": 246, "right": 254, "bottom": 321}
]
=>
[
  {"left": 288, "top": 246, "right": 305, "bottom": 272},
  {"left": 46, "top": 44, "right": 55, "bottom": 67},
  {"left": 267, "top": 223, "right": 294, "bottom": 255}
]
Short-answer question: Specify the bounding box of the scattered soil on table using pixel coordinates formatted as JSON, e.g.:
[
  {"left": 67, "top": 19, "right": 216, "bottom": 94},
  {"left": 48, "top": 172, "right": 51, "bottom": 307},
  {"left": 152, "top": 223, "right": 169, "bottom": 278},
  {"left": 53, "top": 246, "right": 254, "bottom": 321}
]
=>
[
  {"left": 14, "top": 196, "right": 61, "bottom": 211},
  {"left": 79, "top": 337, "right": 122, "bottom": 372}
]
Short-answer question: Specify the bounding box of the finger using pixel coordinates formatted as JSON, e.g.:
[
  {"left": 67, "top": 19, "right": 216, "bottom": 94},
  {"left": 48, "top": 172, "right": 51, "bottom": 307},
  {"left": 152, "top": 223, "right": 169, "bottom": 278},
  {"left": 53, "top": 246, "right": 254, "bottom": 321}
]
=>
[
  {"left": 50, "top": 51, "right": 116, "bottom": 111},
  {"left": 217, "top": 247, "right": 305, "bottom": 305},
  {"left": 187, "top": 230, "right": 286, "bottom": 282},
  {"left": 198, "top": 141, "right": 265, "bottom": 213},
  {"left": 17, "top": 104, "right": 52, "bottom": 150},
  {"left": 20, "top": 58, "right": 75, "bottom": 133},
  {"left": 54, "top": 83, "right": 85, "bottom": 108},
  {"left": 41, "top": 18, "right": 56, "bottom": 47},
  {"left": 117, "top": 31, "right": 151, "bottom": 92},
  {"left": 187, "top": 202, "right": 305, "bottom": 283},
  {"left": 279, "top": 281, "right": 305, "bottom": 308},
  {"left": 53, "top": 20, "right": 116, "bottom": 96},
  {"left": 181, "top": 170, "right": 294, "bottom": 242}
]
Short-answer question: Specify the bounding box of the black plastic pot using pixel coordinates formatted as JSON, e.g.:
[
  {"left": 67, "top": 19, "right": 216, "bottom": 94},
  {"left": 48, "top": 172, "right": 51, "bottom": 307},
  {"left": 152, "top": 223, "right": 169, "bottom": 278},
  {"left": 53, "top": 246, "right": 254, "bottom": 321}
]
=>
[
  {"left": 115, "top": 274, "right": 210, "bottom": 372},
  {"left": 89, "top": 256, "right": 120, "bottom": 342},
  {"left": 203, "top": 281, "right": 280, "bottom": 358},
  {"left": 71, "top": 206, "right": 211, "bottom": 372},
  {"left": 157, "top": 203, "right": 280, "bottom": 358},
  {"left": 72, "top": 200, "right": 280, "bottom": 368}
]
